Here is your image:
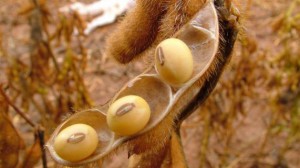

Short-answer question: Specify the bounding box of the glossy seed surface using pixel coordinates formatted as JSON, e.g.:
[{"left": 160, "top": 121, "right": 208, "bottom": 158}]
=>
[
  {"left": 53, "top": 123, "right": 98, "bottom": 162},
  {"left": 107, "top": 95, "right": 151, "bottom": 136},
  {"left": 155, "top": 38, "right": 193, "bottom": 86}
]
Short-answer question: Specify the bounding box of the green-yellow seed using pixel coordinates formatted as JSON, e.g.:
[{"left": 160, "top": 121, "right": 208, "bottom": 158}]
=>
[
  {"left": 53, "top": 123, "right": 98, "bottom": 162},
  {"left": 107, "top": 95, "right": 151, "bottom": 136},
  {"left": 155, "top": 38, "right": 193, "bottom": 86}
]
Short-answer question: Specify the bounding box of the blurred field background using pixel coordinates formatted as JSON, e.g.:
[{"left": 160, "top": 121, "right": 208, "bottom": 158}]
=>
[{"left": 0, "top": 0, "right": 299, "bottom": 167}]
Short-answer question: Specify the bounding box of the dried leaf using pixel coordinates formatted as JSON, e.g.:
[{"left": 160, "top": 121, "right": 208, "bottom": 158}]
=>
[
  {"left": 0, "top": 92, "right": 8, "bottom": 115},
  {"left": 20, "top": 138, "right": 41, "bottom": 168},
  {"left": 17, "top": 0, "right": 46, "bottom": 16},
  {"left": 0, "top": 113, "right": 25, "bottom": 168},
  {"left": 18, "top": 3, "right": 35, "bottom": 16},
  {"left": 272, "top": 14, "right": 285, "bottom": 32}
]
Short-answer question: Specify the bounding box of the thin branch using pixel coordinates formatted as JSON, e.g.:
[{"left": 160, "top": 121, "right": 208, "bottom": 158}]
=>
[
  {"left": 0, "top": 86, "right": 36, "bottom": 127},
  {"left": 36, "top": 126, "right": 48, "bottom": 168}
]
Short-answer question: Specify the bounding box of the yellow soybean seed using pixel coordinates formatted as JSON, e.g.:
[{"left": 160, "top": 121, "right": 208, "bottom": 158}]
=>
[
  {"left": 155, "top": 38, "right": 193, "bottom": 86},
  {"left": 53, "top": 123, "right": 98, "bottom": 162},
  {"left": 107, "top": 95, "right": 151, "bottom": 136}
]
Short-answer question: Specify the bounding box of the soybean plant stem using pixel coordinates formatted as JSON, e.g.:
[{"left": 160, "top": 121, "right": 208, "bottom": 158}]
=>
[{"left": 36, "top": 126, "right": 48, "bottom": 168}]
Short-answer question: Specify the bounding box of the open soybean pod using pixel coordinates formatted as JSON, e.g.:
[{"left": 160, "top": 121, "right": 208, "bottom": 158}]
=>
[{"left": 46, "top": 1, "right": 237, "bottom": 166}]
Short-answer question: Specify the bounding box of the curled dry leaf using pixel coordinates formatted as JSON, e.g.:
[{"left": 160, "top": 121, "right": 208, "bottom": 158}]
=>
[
  {"left": 46, "top": 2, "right": 220, "bottom": 166},
  {"left": 0, "top": 113, "right": 25, "bottom": 168}
]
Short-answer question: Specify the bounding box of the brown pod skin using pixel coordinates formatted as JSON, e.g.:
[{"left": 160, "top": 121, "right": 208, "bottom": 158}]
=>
[
  {"left": 126, "top": 1, "right": 240, "bottom": 168},
  {"left": 177, "top": 0, "right": 240, "bottom": 123},
  {"left": 105, "top": 0, "right": 208, "bottom": 64},
  {"left": 105, "top": 0, "right": 168, "bottom": 63}
]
